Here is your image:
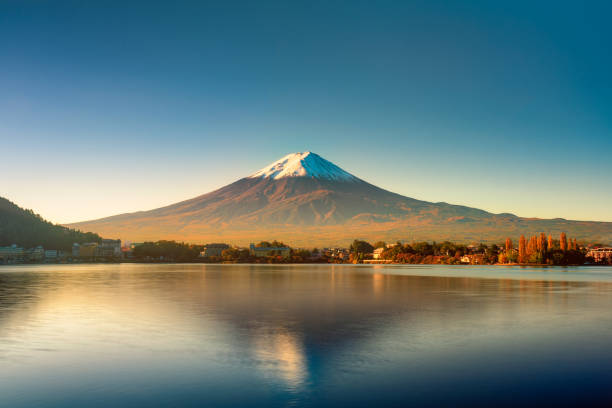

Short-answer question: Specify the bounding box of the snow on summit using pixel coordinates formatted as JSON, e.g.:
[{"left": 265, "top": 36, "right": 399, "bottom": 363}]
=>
[{"left": 249, "top": 152, "right": 357, "bottom": 181}]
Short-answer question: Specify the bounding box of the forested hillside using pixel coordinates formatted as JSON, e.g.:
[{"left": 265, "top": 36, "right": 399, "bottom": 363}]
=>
[{"left": 0, "top": 197, "right": 102, "bottom": 250}]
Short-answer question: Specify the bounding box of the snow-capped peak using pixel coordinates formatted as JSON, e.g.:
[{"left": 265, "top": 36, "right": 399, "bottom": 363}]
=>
[{"left": 249, "top": 152, "right": 358, "bottom": 181}]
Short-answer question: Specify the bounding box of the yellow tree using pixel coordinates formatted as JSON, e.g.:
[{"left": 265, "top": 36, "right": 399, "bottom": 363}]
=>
[
  {"left": 560, "top": 232, "right": 568, "bottom": 251},
  {"left": 527, "top": 236, "right": 537, "bottom": 257},
  {"left": 570, "top": 238, "right": 577, "bottom": 250},
  {"left": 518, "top": 235, "right": 526, "bottom": 263},
  {"left": 548, "top": 234, "right": 554, "bottom": 249},
  {"left": 538, "top": 233, "right": 547, "bottom": 252}
]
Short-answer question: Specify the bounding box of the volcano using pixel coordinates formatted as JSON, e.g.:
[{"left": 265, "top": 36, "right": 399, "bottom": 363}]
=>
[{"left": 68, "top": 152, "right": 612, "bottom": 246}]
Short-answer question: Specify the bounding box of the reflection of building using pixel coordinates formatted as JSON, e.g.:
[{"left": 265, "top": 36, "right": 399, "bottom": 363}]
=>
[
  {"left": 587, "top": 248, "right": 612, "bottom": 264},
  {"left": 249, "top": 243, "right": 291, "bottom": 258},
  {"left": 200, "top": 243, "right": 230, "bottom": 257}
]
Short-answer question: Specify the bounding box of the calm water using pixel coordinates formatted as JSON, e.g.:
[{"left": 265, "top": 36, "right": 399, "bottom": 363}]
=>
[{"left": 1, "top": 264, "right": 612, "bottom": 407}]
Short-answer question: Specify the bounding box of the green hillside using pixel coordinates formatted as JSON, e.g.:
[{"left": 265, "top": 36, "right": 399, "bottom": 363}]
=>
[{"left": 0, "top": 197, "right": 103, "bottom": 250}]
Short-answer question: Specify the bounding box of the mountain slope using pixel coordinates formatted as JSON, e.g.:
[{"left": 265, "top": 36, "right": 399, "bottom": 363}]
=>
[
  {"left": 0, "top": 197, "right": 103, "bottom": 250},
  {"left": 67, "top": 152, "right": 612, "bottom": 246}
]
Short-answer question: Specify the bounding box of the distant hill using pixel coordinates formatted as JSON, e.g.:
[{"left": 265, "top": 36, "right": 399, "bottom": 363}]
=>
[
  {"left": 0, "top": 197, "right": 102, "bottom": 250},
  {"left": 68, "top": 152, "right": 612, "bottom": 246}
]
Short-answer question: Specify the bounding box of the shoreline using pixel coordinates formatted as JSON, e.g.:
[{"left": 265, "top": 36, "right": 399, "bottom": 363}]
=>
[{"left": 1, "top": 261, "right": 608, "bottom": 267}]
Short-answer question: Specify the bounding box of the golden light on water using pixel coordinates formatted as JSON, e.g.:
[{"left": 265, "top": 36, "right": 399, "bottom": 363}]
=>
[{"left": 252, "top": 328, "right": 307, "bottom": 390}]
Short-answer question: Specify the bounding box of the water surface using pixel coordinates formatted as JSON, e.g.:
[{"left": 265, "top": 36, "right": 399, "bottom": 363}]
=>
[{"left": 1, "top": 264, "right": 611, "bottom": 407}]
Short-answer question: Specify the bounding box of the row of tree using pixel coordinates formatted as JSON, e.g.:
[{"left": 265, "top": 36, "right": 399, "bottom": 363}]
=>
[
  {"left": 131, "top": 240, "right": 322, "bottom": 263},
  {"left": 130, "top": 234, "right": 594, "bottom": 265},
  {"left": 132, "top": 241, "right": 204, "bottom": 261},
  {"left": 353, "top": 233, "right": 589, "bottom": 265},
  {"left": 352, "top": 239, "right": 498, "bottom": 264},
  {"left": 500, "top": 232, "right": 585, "bottom": 265}
]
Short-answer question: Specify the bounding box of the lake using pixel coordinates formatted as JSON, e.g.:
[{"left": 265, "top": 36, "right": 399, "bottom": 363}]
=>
[{"left": 1, "top": 264, "right": 612, "bottom": 407}]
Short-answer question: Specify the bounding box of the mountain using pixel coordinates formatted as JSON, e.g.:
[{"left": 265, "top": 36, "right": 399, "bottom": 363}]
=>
[
  {"left": 0, "top": 197, "right": 103, "bottom": 250},
  {"left": 67, "top": 152, "right": 612, "bottom": 246}
]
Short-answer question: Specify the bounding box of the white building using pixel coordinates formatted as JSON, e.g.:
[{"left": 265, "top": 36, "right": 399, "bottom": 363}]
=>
[{"left": 373, "top": 247, "right": 385, "bottom": 259}]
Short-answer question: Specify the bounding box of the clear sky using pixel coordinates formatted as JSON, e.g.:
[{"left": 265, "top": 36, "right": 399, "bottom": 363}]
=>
[{"left": 1, "top": 0, "right": 611, "bottom": 223}]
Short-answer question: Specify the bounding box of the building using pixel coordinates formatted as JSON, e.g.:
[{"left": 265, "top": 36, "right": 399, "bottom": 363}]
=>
[
  {"left": 324, "top": 248, "right": 350, "bottom": 260},
  {"left": 0, "top": 245, "right": 25, "bottom": 263},
  {"left": 373, "top": 247, "right": 385, "bottom": 259},
  {"left": 97, "top": 239, "right": 122, "bottom": 258},
  {"left": 249, "top": 243, "right": 291, "bottom": 258},
  {"left": 44, "top": 249, "right": 59, "bottom": 259},
  {"left": 73, "top": 241, "right": 121, "bottom": 258},
  {"left": 78, "top": 243, "right": 99, "bottom": 258},
  {"left": 587, "top": 248, "right": 612, "bottom": 264},
  {"left": 461, "top": 254, "right": 486, "bottom": 264},
  {"left": 200, "top": 243, "right": 230, "bottom": 258},
  {"left": 26, "top": 246, "right": 45, "bottom": 262}
]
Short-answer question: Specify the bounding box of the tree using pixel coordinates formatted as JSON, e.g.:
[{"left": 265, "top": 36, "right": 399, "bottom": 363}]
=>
[
  {"left": 0, "top": 197, "right": 103, "bottom": 250},
  {"left": 527, "top": 236, "right": 537, "bottom": 257},
  {"left": 372, "top": 241, "right": 386, "bottom": 249},
  {"left": 132, "top": 240, "right": 200, "bottom": 261},
  {"left": 412, "top": 241, "right": 434, "bottom": 256},
  {"left": 560, "top": 232, "right": 568, "bottom": 251},
  {"left": 518, "top": 235, "right": 526, "bottom": 263},
  {"left": 256, "top": 240, "right": 287, "bottom": 248},
  {"left": 548, "top": 234, "right": 554, "bottom": 250},
  {"left": 538, "top": 233, "right": 547, "bottom": 252},
  {"left": 505, "top": 238, "right": 513, "bottom": 252},
  {"left": 571, "top": 238, "right": 578, "bottom": 250},
  {"left": 350, "top": 240, "right": 374, "bottom": 256}
]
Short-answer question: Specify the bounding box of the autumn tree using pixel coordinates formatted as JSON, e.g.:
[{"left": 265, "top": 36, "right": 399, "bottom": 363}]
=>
[
  {"left": 560, "top": 232, "right": 568, "bottom": 251},
  {"left": 548, "top": 234, "right": 554, "bottom": 250},
  {"left": 518, "top": 235, "right": 526, "bottom": 263},
  {"left": 505, "top": 238, "right": 513, "bottom": 252},
  {"left": 538, "top": 233, "right": 547, "bottom": 252},
  {"left": 525, "top": 236, "right": 534, "bottom": 256}
]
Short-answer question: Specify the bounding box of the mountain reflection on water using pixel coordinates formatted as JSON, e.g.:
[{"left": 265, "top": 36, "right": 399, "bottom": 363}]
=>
[{"left": 1, "top": 264, "right": 612, "bottom": 407}]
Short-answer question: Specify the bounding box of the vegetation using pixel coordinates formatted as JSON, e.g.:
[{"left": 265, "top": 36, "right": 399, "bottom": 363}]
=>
[
  {"left": 255, "top": 240, "right": 287, "bottom": 248},
  {"left": 132, "top": 241, "right": 203, "bottom": 261},
  {"left": 349, "top": 240, "right": 374, "bottom": 262},
  {"left": 355, "top": 232, "right": 591, "bottom": 266},
  {"left": 125, "top": 232, "right": 596, "bottom": 265},
  {"left": 131, "top": 240, "right": 322, "bottom": 264},
  {"left": 0, "top": 196, "right": 102, "bottom": 250},
  {"left": 377, "top": 241, "right": 484, "bottom": 264}
]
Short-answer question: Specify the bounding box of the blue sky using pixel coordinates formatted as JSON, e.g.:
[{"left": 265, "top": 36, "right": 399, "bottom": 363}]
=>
[{"left": 1, "top": 0, "right": 611, "bottom": 223}]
